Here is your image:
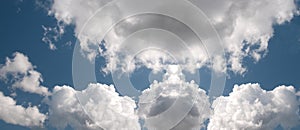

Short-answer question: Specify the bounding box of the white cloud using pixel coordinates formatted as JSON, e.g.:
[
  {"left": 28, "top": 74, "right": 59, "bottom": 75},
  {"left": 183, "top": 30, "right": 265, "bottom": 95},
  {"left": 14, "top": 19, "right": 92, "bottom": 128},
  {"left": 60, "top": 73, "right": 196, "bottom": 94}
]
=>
[
  {"left": 0, "top": 52, "right": 33, "bottom": 75},
  {"left": 12, "top": 70, "right": 49, "bottom": 96},
  {"left": 0, "top": 1, "right": 296, "bottom": 129},
  {"left": 41, "top": 24, "right": 66, "bottom": 50},
  {"left": 47, "top": 83, "right": 140, "bottom": 130},
  {"left": 0, "top": 91, "right": 46, "bottom": 127},
  {"left": 0, "top": 52, "right": 140, "bottom": 129},
  {"left": 49, "top": 0, "right": 215, "bottom": 73},
  {"left": 138, "top": 65, "right": 211, "bottom": 130},
  {"left": 192, "top": 0, "right": 298, "bottom": 74},
  {"left": 208, "top": 83, "right": 300, "bottom": 130},
  {"left": 48, "top": 0, "right": 298, "bottom": 75},
  {"left": 0, "top": 52, "right": 50, "bottom": 96}
]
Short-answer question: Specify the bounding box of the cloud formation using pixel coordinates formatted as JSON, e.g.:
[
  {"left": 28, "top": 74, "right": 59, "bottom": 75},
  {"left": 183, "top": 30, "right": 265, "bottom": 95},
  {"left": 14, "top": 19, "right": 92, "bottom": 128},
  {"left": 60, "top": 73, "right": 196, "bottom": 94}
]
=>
[
  {"left": 0, "top": 52, "right": 49, "bottom": 96},
  {"left": 208, "top": 83, "right": 300, "bottom": 130},
  {"left": 138, "top": 65, "right": 211, "bottom": 130},
  {"left": 193, "top": 0, "right": 298, "bottom": 74},
  {"left": 0, "top": 91, "right": 46, "bottom": 127},
  {"left": 0, "top": 52, "right": 300, "bottom": 129},
  {"left": 0, "top": 52, "right": 140, "bottom": 129},
  {"left": 49, "top": 0, "right": 298, "bottom": 74},
  {"left": 47, "top": 83, "right": 140, "bottom": 130},
  {"left": 41, "top": 25, "right": 64, "bottom": 50},
  {"left": 0, "top": 0, "right": 300, "bottom": 129}
]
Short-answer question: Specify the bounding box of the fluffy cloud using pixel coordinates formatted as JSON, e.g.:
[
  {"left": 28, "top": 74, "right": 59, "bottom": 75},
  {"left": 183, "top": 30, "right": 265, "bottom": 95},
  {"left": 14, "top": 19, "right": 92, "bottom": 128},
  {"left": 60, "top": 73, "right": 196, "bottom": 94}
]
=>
[
  {"left": 49, "top": 0, "right": 217, "bottom": 73},
  {"left": 0, "top": 52, "right": 33, "bottom": 75},
  {"left": 48, "top": 0, "right": 298, "bottom": 74},
  {"left": 0, "top": 52, "right": 140, "bottom": 129},
  {"left": 0, "top": 52, "right": 49, "bottom": 96},
  {"left": 208, "top": 83, "right": 300, "bottom": 130},
  {"left": 0, "top": 91, "right": 46, "bottom": 127},
  {"left": 192, "top": 0, "right": 298, "bottom": 74},
  {"left": 47, "top": 83, "right": 140, "bottom": 130},
  {"left": 138, "top": 65, "right": 211, "bottom": 130}
]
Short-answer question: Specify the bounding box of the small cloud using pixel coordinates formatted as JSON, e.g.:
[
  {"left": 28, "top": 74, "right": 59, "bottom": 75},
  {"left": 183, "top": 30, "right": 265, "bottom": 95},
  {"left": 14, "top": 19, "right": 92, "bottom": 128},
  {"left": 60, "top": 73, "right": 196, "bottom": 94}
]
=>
[
  {"left": 41, "top": 23, "right": 65, "bottom": 50},
  {"left": 0, "top": 52, "right": 50, "bottom": 96},
  {"left": 0, "top": 92, "right": 46, "bottom": 127},
  {"left": 15, "top": 0, "right": 23, "bottom": 13},
  {"left": 64, "top": 41, "right": 73, "bottom": 46}
]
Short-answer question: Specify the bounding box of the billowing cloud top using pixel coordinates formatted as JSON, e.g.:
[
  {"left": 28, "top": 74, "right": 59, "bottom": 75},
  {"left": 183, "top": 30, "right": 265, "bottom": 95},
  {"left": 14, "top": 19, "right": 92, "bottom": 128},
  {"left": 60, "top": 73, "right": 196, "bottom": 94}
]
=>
[
  {"left": 208, "top": 83, "right": 300, "bottom": 130},
  {"left": 138, "top": 65, "right": 211, "bottom": 130},
  {"left": 0, "top": 51, "right": 299, "bottom": 129},
  {"left": 0, "top": 52, "right": 141, "bottom": 130},
  {"left": 48, "top": 83, "right": 140, "bottom": 130}
]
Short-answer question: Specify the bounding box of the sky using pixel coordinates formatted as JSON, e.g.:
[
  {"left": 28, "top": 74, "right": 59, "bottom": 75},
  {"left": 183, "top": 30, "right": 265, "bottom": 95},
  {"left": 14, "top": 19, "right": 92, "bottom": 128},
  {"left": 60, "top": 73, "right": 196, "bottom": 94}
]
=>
[{"left": 0, "top": 0, "right": 300, "bottom": 130}]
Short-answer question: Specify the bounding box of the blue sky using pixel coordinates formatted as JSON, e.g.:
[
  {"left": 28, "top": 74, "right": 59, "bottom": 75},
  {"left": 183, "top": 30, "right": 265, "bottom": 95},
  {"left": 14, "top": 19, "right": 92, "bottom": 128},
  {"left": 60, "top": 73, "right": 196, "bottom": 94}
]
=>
[{"left": 0, "top": 0, "right": 300, "bottom": 130}]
